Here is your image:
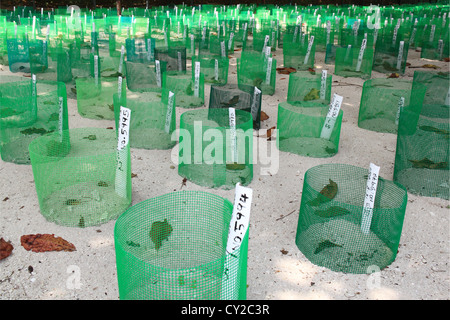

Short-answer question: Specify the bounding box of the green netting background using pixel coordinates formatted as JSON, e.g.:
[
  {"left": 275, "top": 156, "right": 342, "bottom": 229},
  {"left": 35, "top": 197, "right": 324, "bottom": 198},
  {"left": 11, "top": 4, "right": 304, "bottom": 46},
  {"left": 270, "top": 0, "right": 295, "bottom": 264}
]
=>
[
  {"left": 178, "top": 108, "right": 253, "bottom": 189},
  {"left": 287, "top": 70, "right": 332, "bottom": 104},
  {"left": 282, "top": 34, "right": 316, "bottom": 71},
  {"left": 296, "top": 163, "right": 408, "bottom": 274},
  {"left": 28, "top": 127, "right": 132, "bottom": 227},
  {"left": 276, "top": 101, "right": 342, "bottom": 158},
  {"left": 0, "top": 77, "right": 68, "bottom": 164},
  {"left": 358, "top": 78, "right": 426, "bottom": 134},
  {"left": 162, "top": 70, "right": 204, "bottom": 108},
  {"left": 113, "top": 88, "right": 176, "bottom": 150},
  {"left": 114, "top": 191, "right": 249, "bottom": 300},
  {"left": 372, "top": 40, "right": 410, "bottom": 75},
  {"left": 209, "top": 83, "right": 262, "bottom": 130},
  {"left": 237, "top": 51, "right": 276, "bottom": 95},
  {"left": 155, "top": 45, "right": 187, "bottom": 72}
]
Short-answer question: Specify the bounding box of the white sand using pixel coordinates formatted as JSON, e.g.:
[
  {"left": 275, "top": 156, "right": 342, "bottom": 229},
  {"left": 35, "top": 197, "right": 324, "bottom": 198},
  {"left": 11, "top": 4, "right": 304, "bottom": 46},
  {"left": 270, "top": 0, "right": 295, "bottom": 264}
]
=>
[{"left": 0, "top": 41, "right": 449, "bottom": 301}]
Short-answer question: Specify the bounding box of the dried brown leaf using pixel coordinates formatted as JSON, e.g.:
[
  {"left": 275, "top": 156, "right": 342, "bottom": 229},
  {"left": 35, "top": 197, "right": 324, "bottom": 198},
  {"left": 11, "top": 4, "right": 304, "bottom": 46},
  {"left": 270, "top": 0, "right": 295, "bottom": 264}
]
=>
[
  {"left": 20, "top": 234, "right": 76, "bottom": 253},
  {"left": 422, "top": 64, "right": 439, "bottom": 69},
  {"left": 260, "top": 111, "right": 269, "bottom": 121},
  {"left": 0, "top": 238, "right": 13, "bottom": 260},
  {"left": 388, "top": 73, "right": 399, "bottom": 78},
  {"left": 276, "top": 67, "right": 296, "bottom": 74}
]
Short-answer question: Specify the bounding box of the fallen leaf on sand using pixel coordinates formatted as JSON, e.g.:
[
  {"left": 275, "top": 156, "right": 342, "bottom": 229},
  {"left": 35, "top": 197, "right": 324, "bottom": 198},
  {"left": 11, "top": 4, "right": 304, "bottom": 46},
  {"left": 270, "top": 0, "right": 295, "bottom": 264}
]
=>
[
  {"left": 0, "top": 238, "right": 13, "bottom": 260},
  {"left": 422, "top": 64, "right": 439, "bottom": 69},
  {"left": 261, "top": 126, "right": 276, "bottom": 140},
  {"left": 388, "top": 73, "right": 399, "bottom": 78},
  {"left": 444, "top": 57, "right": 450, "bottom": 62},
  {"left": 260, "top": 111, "right": 269, "bottom": 121},
  {"left": 276, "top": 67, "right": 296, "bottom": 74},
  {"left": 20, "top": 234, "right": 76, "bottom": 253}
]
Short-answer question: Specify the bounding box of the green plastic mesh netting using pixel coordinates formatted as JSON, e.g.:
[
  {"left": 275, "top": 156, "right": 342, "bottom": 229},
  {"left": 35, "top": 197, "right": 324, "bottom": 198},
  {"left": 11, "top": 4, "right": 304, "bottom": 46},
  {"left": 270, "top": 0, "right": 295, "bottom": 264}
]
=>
[
  {"left": 162, "top": 70, "right": 204, "bottom": 108},
  {"left": 113, "top": 89, "right": 176, "bottom": 150},
  {"left": 393, "top": 72, "right": 449, "bottom": 200},
  {"left": 287, "top": 70, "right": 332, "bottom": 104},
  {"left": 155, "top": 45, "right": 187, "bottom": 72},
  {"left": 276, "top": 101, "right": 342, "bottom": 158},
  {"left": 114, "top": 191, "right": 249, "bottom": 300},
  {"left": 192, "top": 55, "right": 229, "bottom": 86},
  {"left": 209, "top": 83, "right": 262, "bottom": 130},
  {"left": 0, "top": 77, "right": 68, "bottom": 164},
  {"left": 177, "top": 108, "right": 253, "bottom": 189},
  {"left": 358, "top": 78, "right": 426, "bottom": 134},
  {"left": 334, "top": 44, "right": 373, "bottom": 80},
  {"left": 372, "top": 40, "right": 410, "bottom": 75},
  {"left": 125, "top": 60, "right": 167, "bottom": 92},
  {"left": 28, "top": 127, "right": 132, "bottom": 227},
  {"left": 237, "top": 51, "right": 276, "bottom": 96},
  {"left": 282, "top": 33, "right": 316, "bottom": 71},
  {"left": 296, "top": 163, "right": 408, "bottom": 274}
]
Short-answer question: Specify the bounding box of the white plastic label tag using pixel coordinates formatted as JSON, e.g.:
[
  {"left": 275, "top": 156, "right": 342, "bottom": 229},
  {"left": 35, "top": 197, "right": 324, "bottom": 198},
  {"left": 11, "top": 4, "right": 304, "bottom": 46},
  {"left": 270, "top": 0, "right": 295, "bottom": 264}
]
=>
[
  {"left": 320, "top": 93, "right": 343, "bottom": 140},
  {"left": 361, "top": 163, "right": 380, "bottom": 234},
  {"left": 164, "top": 91, "right": 175, "bottom": 133}
]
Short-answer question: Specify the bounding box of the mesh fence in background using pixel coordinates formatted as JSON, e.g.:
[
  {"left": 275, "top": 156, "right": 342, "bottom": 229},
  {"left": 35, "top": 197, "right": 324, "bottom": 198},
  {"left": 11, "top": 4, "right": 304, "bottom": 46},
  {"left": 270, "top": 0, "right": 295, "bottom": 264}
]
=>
[
  {"left": 114, "top": 191, "right": 249, "bottom": 300},
  {"left": 296, "top": 163, "right": 408, "bottom": 274},
  {"left": 287, "top": 70, "right": 332, "bottom": 104}
]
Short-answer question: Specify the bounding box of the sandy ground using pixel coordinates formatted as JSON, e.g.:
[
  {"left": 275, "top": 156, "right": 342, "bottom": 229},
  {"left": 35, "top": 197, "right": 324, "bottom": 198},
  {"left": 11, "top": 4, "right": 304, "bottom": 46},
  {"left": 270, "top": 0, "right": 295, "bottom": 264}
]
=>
[{"left": 0, "top": 43, "right": 449, "bottom": 300}]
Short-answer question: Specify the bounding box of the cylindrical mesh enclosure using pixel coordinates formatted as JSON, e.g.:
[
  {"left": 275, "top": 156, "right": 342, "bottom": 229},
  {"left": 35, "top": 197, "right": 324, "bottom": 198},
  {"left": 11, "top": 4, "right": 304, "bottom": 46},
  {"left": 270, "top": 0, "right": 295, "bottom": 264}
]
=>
[
  {"left": 76, "top": 77, "right": 125, "bottom": 120},
  {"left": 154, "top": 46, "right": 187, "bottom": 72},
  {"left": 192, "top": 55, "right": 229, "bottom": 85},
  {"left": 334, "top": 44, "right": 373, "bottom": 79},
  {"left": 177, "top": 108, "right": 253, "bottom": 189},
  {"left": 162, "top": 71, "right": 204, "bottom": 108},
  {"left": 237, "top": 51, "right": 276, "bottom": 96},
  {"left": 0, "top": 77, "right": 68, "bottom": 164},
  {"left": 114, "top": 191, "right": 249, "bottom": 300},
  {"left": 113, "top": 89, "right": 176, "bottom": 150},
  {"left": 394, "top": 108, "right": 449, "bottom": 200},
  {"left": 282, "top": 34, "right": 316, "bottom": 71},
  {"left": 28, "top": 127, "right": 132, "bottom": 227},
  {"left": 276, "top": 101, "right": 343, "bottom": 158},
  {"left": 287, "top": 71, "right": 333, "bottom": 104},
  {"left": 372, "top": 40, "right": 410, "bottom": 75},
  {"left": 358, "top": 78, "right": 426, "bottom": 134},
  {"left": 125, "top": 60, "right": 166, "bottom": 92},
  {"left": 296, "top": 163, "right": 408, "bottom": 274},
  {"left": 209, "top": 83, "right": 262, "bottom": 130}
]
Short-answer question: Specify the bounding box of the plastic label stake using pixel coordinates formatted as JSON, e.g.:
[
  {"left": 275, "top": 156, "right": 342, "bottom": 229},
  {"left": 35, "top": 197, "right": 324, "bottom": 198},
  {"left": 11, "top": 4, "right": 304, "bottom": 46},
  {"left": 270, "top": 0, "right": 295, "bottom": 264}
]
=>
[
  {"left": 355, "top": 38, "right": 366, "bottom": 72},
  {"left": 320, "top": 70, "right": 327, "bottom": 100},
  {"left": 115, "top": 106, "right": 131, "bottom": 198},
  {"left": 320, "top": 93, "right": 343, "bottom": 140},
  {"left": 262, "top": 34, "right": 270, "bottom": 54},
  {"left": 147, "top": 38, "right": 154, "bottom": 61},
  {"left": 31, "top": 74, "right": 37, "bottom": 117},
  {"left": 58, "top": 96, "right": 64, "bottom": 142},
  {"left": 164, "top": 91, "right": 175, "bottom": 134},
  {"left": 190, "top": 34, "right": 195, "bottom": 55},
  {"left": 228, "top": 32, "right": 234, "bottom": 50},
  {"left": 214, "top": 59, "right": 219, "bottom": 81},
  {"left": 194, "top": 61, "right": 200, "bottom": 97},
  {"left": 94, "top": 55, "right": 99, "bottom": 87},
  {"left": 265, "top": 57, "right": 273, "bottom": 85},
  {"left": 361, "top": 163, "right": 380, "bottom": 234},
  {"left": 220, "top": 183, "right": 253, "bottom": 300},
  {"left": 396, "top": 41, "right": 404, "bottom": 70},
  {"left": 117, "top": 76, "right": 123, "bottom": 97},
  {"left": 118, "top": 45, "right": 125, "bottom": 73},
  {"left": 251, "top": 87, "right": 262, "bottom": 121},
  {"left": 304, "top": 35, "right": 314, "bottom": 65},
  {"left": 155, "top": 60, "right": 162, "bottom": 87},
  {"left": 445, "top": 88, "right": 450, "bottom": 106},
  {"left": 221, "top": 41, "right": 226, "bottom": 57},
  {"left": 326, "top": 20, "right": 331, "bottom": 46},
  {"left": 229, "top": 107, "right": 238, "bottom": 164},
  {"left": 395, "top": 96, "right": 405, "bottom": 125},
  {"left": 177, "top": 51, "right": 182, "bottom": 71}
]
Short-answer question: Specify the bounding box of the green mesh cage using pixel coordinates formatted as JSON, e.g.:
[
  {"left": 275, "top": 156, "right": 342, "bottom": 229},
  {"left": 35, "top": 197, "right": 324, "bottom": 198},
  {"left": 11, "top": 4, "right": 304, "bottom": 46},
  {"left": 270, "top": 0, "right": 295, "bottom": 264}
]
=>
[
  {"left": 125, "top": 60, "right": 166, "bottom": 92},
  {"left": 0, "top": 77, "right": 68, "bottom": 164},
  {"left": 28, "top": 127, "right": 132, "bottom": 227},
  {"left": 276, "top": 101, "right": 342, "bottom": 158},
  {"left": 76, "top": 75, "right": 125, "bottom": 120},
  {"left": 162, "top": 70, "right": 204, "bottom": 108},
  {"left": 334, "top": 44, "right": 373, "bottom": 80},
  {"left": 296, "top": 163, "right": 408, "bottom": 274},
  {"left": 413, "top": 71, "right": 450, "bottom": 119},
  {"left": 209, "top": 83, "right": 262, "bottom": 130},
  {"left": 287, "top": 71, "right": 333, "bottom": 104},
  {"left": 282, "top": 33, "right": 316, "bottom": 71},
  {"left": 155, "top": 46, "right": 187, "bottom": 72},
  {"left": 192, "top": 55, "right": 229, "bottom": 85},
  {"left": 358, "top": 78, "right": 426, "bottom": 134},
  {"left": 177, "top": 108, "right": 253, "bottom": 189},
  {"left": 114, "top": 191, "right": 249, "bottom": 300},
  {"left": 7, "top": 38, "right": 31, "bottom": 73},
  {"left": 372, "top": 40, "right": 410, "bottom": 74},
  {"left": 113, "top": 89, "right": 176, "bottom": 150},
  {"left": 237, "top": 51, "right": 276, "bottom": 96}
]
